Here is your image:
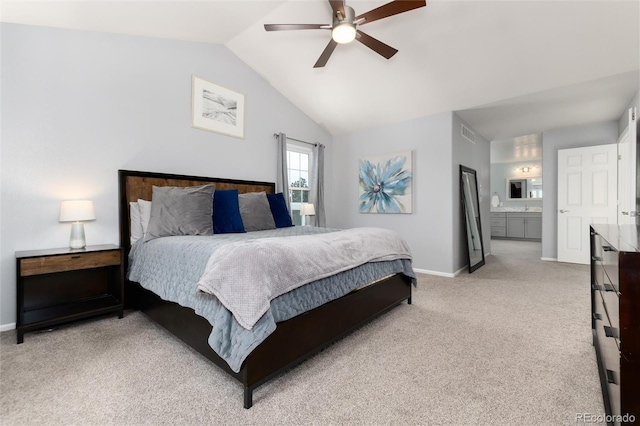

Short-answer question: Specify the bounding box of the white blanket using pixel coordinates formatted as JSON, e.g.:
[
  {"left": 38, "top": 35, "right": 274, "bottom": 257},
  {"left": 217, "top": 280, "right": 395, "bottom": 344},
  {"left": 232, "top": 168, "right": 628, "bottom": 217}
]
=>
[{"left": 196, "top": 227, "right": 412, "bottom": 330}]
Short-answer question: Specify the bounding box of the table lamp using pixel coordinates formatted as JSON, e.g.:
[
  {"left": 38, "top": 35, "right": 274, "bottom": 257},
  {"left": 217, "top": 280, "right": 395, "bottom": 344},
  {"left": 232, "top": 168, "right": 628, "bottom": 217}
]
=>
[
  {"left": 59, "top": 200, "right": 96, "bottom": 249},
  {"left": 301, "top": 203, "right": 315, "bottom": 226}
]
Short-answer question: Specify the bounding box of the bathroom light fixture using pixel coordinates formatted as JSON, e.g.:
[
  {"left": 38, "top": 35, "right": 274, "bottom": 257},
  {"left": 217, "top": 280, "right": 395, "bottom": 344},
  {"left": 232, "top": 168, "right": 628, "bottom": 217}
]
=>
[
  {"left": 521, "top": 167, "right": 531, "bottom": 173},
  {"left": 59, "top": 200, "right": 96, "bottom": 249}
]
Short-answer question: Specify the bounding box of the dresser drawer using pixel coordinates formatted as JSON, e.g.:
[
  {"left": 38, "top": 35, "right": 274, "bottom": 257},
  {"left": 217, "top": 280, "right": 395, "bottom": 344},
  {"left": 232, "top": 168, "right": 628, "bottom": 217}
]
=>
[
  {"left": 601, "top": 289, "right": 620, "bottom": 331},
  {"left": 593, "top": 290, "right": 608, "bottom": 323},
  {"left": 601, "top": 249, "right": 619, "bottom": 292},
  {"left": 19, "top": 251, "right": 121, "bottom": 277},
  {"left": 596, "top": 316, "right": 621, "bottom": 372},
  {"left": 593, "top": 261, "right": 616, "bottom": 292},
  {"left": 607, "top": 376, "right": 622, "bottom": 419},
  {"left": 491, "top": 212, "right": 506, "bottom": 219}
]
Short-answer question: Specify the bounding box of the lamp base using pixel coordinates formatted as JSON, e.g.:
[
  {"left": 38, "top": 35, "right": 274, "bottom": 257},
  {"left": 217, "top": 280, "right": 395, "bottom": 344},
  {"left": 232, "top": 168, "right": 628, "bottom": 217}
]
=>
[{"left": 69, "top": 222, "right": 86, "bottom": 249}]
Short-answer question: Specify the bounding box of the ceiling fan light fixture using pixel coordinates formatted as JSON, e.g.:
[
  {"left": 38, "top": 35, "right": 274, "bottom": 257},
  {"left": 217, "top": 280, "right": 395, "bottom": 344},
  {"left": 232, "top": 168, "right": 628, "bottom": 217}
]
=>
[{"left": 332, "top": 23, "right": 356, "bottom": 43}]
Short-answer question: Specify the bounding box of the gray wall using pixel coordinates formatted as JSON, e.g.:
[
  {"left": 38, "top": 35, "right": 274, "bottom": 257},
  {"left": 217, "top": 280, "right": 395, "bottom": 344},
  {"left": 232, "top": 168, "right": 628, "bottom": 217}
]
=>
[
  {"left": 452, "top": 113, "right": 491, "bottom": 268},
  {"left": 0, "top": 24, "right": 332, "bottom": 327},
  {"left": 618, "top": 90, "right": 639, "bottom": 134},
  {"left": 490, "top": 160, "right": 543, "bottom": 209},
  {"left": 618, "top": 89, "right": 640, "bottom": 218},
  {"left": 540, "top": 121, "right": 618, "bottom": 260},
  {"left": 332, "top": 112, "right": 455, "bottom": 274},
  {"left": 331, "top": 112, "right": 489, "bottom": 275}
]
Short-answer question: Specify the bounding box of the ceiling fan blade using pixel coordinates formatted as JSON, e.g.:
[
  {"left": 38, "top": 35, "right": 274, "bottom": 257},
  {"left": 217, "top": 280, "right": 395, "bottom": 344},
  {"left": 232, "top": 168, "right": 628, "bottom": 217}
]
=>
[
  {"left": 356, "top": 30, "right": 398, "bottom": 59},
  {"left": 356, "top": 0, "right": 426, "bottom": 25},
  {"left": 264, "top": 24, "right": 327, "bottom": 31},
  {"left": 314, "top": 39, "right": 338, "bottom": 68},
  {"left": 328, "top": 0, "right": 345, "bottom": 18}
]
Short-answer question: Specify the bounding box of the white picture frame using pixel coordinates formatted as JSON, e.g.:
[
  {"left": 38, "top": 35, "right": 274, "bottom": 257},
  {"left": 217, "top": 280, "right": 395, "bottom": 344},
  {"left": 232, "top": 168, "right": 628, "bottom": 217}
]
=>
[{"left": 191, "top": 75, "right": 245, "bottom": 139}]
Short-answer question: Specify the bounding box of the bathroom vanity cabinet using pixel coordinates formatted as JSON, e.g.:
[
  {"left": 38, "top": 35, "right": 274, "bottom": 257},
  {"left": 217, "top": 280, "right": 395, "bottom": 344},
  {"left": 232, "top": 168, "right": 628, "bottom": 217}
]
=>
[{"left": 491, "top": 211, "right": 541, "bottom": 241}]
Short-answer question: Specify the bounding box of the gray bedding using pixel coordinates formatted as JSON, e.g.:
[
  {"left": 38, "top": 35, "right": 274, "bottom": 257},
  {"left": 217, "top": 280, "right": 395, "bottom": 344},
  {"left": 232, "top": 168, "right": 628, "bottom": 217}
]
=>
[{"left": 127, "top": 226, "right": 415, "bottom": 373}]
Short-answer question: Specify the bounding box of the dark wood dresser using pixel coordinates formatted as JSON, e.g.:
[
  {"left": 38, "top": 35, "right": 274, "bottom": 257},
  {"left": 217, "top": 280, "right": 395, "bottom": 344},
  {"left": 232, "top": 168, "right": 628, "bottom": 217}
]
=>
[{"left": 590, "top": 224, "right": 640, "bottom": 424}]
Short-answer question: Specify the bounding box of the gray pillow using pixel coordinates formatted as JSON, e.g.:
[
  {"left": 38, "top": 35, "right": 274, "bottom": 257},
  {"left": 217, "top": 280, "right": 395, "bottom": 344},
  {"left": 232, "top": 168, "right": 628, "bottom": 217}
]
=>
[
  {"left": 238, "top": 191, "right": 276, "bottom": 232},
  {"left": 145, "top": 184, "right": 215, "bottom": 241}
]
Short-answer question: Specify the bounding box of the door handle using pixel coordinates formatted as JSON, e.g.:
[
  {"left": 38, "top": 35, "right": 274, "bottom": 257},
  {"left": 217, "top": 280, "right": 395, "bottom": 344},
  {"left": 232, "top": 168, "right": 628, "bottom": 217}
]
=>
[
  {"left": 622, "top": 211, "right": 629, "bottom": 215},
  {"left": 559, "top": 209, "right": 569, "bottom": 213}
]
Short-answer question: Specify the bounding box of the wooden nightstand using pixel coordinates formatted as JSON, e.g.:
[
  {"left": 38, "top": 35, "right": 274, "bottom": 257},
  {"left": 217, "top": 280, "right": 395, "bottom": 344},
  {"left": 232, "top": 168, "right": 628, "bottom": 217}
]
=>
[{"left": 15, "top": 244, "right": 124, "bottom": 344}]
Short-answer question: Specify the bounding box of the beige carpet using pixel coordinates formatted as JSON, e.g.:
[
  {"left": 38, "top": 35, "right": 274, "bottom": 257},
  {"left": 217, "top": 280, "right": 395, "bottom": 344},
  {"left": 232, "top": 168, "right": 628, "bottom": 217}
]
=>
[{"left": 1, "top": 245, "right": 604, "bottom": 425}]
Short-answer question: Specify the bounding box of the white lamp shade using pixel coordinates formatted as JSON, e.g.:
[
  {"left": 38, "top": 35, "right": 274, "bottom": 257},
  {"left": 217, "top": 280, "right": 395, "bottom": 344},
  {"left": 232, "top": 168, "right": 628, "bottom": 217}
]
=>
[
  {"left": 59, "top": 200, "right": 96, "bottom": 222},
  {"left": 332, "top": 24, "right": 356, "bottom": 44},
  {"left": 301, "top": 203, "right": 315, "bottom": 216}
]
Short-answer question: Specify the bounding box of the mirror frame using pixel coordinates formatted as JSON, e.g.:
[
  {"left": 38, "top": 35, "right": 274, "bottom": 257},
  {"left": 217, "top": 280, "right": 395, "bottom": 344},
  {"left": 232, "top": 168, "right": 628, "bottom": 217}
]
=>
[
  {"left": 506, "top": 177, "right": 543, "bottom": 200},
  {"left": 460, "top": 165, "right": 485, "bottom": 273}
]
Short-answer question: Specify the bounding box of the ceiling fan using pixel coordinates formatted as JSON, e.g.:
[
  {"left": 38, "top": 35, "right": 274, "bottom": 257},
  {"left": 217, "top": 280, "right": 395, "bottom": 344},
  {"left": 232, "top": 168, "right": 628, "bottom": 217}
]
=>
[{"left": 264, "top": 0, "right": 427, "bottom": 68}]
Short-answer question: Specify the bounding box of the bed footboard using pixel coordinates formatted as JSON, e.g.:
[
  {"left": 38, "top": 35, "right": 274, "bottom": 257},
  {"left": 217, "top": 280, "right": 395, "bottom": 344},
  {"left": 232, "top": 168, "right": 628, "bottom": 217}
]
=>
[{"left": 128, "top": 273, "right": 411, "bottom": 408}]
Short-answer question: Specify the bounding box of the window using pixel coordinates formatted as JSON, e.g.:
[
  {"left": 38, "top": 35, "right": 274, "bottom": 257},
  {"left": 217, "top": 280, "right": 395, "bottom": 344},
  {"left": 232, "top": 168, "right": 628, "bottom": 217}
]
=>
[{"left": 287, "top": 144, "right": 312, "bottom": 225}]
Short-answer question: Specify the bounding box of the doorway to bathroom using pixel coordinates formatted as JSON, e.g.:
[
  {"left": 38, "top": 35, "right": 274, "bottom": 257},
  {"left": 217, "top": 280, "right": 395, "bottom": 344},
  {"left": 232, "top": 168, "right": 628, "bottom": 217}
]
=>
[{"left": 489, "top": 134, "right": 543, "bottom": 260}]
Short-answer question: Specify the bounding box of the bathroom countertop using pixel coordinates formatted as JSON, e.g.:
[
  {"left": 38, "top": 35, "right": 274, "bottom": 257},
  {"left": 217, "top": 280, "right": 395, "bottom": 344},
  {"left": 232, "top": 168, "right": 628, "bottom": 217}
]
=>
[{"left": 491, "top": 207, "right": 542, "bottom": 213}]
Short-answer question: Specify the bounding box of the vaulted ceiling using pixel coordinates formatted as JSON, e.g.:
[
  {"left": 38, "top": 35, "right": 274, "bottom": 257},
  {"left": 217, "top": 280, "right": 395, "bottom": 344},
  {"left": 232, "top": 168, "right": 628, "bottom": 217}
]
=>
[{"left": 2, "top": 0, "right": 639, "bottom": 141}]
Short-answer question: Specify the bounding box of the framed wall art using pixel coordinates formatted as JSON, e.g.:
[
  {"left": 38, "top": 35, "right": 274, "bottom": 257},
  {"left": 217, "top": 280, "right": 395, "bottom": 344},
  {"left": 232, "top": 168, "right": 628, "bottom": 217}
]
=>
[
  {"left": 191, "top": 75, "right": 245, "bottom": 138},
  {"left": 358, "top": 150, "right": 413, "bottom": 214}
]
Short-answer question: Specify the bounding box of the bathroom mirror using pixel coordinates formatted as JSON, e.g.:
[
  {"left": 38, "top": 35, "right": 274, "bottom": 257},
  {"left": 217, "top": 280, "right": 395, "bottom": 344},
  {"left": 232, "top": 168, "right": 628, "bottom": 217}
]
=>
[
  {"left": 507, "top": 177, "right": 543, "bottom": 200},
  {"left": 460, "top": 165, "right": 485, "bottom": 273}
]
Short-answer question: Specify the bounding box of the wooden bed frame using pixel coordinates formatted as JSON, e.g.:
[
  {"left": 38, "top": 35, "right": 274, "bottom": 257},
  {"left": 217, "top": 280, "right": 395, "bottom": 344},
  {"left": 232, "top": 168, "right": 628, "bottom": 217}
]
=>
[{"left": 118, "top": 169, "right": 412, "bottom": 408}]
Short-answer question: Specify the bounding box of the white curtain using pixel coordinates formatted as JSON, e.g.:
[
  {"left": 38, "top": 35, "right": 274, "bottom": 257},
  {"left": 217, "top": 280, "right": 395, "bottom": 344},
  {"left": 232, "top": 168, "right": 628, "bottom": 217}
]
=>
[
  {"left": 310, "top": 143, "right": 326, "bottom": 227},
  {"left": 276, "top": 133, "right": 291, "bottom": 213}
]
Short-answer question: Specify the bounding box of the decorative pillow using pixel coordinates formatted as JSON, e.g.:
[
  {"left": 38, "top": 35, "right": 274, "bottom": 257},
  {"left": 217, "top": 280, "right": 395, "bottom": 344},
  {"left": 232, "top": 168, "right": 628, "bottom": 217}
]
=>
[
  {"left": 213, "top": 189, "right": 246, "bottom": 234},
  {"left": 130, "top": 202, "right": 143, "bottom": 245},
  {"left": 137, "top": 199, "right": 152, "bottom": 237},
  {"left": 238, "top": 192, "right": 277, "bottom": 232},
  {"left": 267, "top": 193, "right": 294, "bottom": 228},
  {"left": 144, "top": 184, "right": 215, "bottom": 241}
]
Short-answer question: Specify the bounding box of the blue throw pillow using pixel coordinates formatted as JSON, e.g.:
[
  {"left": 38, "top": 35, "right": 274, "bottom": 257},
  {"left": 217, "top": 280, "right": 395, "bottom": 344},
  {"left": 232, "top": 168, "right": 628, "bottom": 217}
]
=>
[
  {"left": 213, "top": 190, "right": 246, "bottom": 234},
  {"left": 267, "top": 192, "right": 294, "bottom": 228}
]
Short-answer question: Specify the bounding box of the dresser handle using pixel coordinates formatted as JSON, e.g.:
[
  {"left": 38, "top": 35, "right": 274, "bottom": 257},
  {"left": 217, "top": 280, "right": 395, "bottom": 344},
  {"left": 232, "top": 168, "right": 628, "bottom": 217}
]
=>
[
  {"left": 606, "top": 369, "right": 617, "bottom": 385},
  {"left": 592, "top": 283, "right": 614, "bottom": 292},
  {"left": 604, "top": 325, "right": 619, "bottom": 339},
  {"left": 70, "top": 255, "right": 81, "bottom": 259},
  {"left": 602, "top": 245, "right": 614, "bottom": 252}
]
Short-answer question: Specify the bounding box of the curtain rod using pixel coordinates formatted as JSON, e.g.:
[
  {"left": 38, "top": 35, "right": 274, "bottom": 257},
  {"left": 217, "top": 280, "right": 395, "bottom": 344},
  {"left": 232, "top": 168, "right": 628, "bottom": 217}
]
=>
[{"left": 273, "top": 133, "right": 317, "bottom": 147}]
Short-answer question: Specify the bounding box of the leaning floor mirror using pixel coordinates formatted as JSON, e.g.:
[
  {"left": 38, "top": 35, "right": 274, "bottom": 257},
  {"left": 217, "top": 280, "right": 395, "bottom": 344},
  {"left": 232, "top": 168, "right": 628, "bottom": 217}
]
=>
[{"left": 460, "top": 165, "right": 485, "bottom": 273}]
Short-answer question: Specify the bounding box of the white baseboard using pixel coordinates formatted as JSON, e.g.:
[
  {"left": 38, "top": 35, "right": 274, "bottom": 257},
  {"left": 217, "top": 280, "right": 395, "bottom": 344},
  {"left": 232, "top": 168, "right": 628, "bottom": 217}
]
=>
[
  {"left": 541, "top": 257, "right": 557, "bottom": 262},
  {"left": 0, "top": 322, "right": 16, "bottom": 332},
  {"left": 413, "top": 267, "right": 461, "bottom": 278}
]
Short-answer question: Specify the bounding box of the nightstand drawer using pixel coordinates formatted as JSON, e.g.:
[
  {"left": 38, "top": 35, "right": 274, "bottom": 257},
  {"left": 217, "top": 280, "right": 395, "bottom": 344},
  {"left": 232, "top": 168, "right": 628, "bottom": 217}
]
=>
[{"left": 19, "top": 251, "right": 120, "bottom": 277}]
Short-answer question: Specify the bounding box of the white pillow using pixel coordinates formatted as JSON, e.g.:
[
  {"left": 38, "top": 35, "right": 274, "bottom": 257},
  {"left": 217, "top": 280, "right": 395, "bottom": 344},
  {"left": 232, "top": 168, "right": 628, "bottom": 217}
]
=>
[
  {"left": 137, "top": 199, "right": 152, "bottom": 237},
  {"left": 130, "top": 202, "right": 143, "bottom": 245}
]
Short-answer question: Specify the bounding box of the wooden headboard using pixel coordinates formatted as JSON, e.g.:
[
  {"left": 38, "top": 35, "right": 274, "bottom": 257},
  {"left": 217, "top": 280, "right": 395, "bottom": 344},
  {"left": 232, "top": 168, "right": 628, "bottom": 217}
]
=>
[{"left": 118, "top": 169, "right": 275, "bottom": 256}]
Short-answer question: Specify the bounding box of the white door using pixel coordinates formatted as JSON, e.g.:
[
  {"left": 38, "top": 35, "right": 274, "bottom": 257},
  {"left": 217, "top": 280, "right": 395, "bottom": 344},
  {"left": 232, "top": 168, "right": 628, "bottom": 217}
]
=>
[
  {"left": 618, "top": 107, "right": 638, "bottom": 224},
  {"left": 557, "top": 144, "right": 617, "bottom": 264}
]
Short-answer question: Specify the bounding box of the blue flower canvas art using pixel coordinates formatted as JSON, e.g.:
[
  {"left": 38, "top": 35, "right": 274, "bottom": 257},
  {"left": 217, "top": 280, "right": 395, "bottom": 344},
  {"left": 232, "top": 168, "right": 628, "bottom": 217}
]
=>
[{"left": 359, "top": 150, "right": 413, "bottom": 213}]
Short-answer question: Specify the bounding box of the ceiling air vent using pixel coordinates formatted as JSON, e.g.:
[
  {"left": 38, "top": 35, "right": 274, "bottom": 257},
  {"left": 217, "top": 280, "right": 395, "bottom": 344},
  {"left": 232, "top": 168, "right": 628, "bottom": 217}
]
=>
[{"left": 461, "top": 124, "right": 475, "bottom": 144}]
